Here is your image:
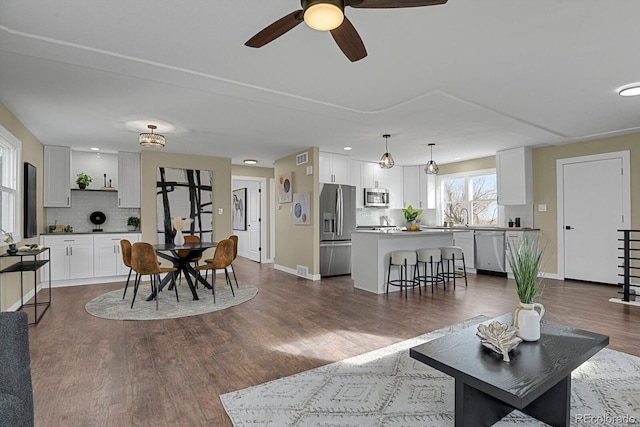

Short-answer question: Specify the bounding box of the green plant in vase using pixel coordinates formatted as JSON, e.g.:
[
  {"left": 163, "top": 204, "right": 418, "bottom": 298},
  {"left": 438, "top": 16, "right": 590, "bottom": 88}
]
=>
[
  {"left": 507, "top": 235, "right": 545, "bottom": 341},
  {"left": 76, "top": 172, "right": 92, "bottom": 189},
  {"left": 1, "top": 228, "right": 17, "bottom": 254},
  {"left": 127, "top": 216, "right": 140, "bottom": 231},
  {"left": 402, "top": 205, "right": 423, "bottom": 231}
]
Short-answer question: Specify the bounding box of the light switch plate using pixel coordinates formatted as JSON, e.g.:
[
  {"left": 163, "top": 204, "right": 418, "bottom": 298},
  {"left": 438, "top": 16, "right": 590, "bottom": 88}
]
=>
[
  {"left": 218, "top": 208, "right": 223, "bottom": 214},
  {"left": 538, "top": 204, "right": 547, "bottom": 212}
]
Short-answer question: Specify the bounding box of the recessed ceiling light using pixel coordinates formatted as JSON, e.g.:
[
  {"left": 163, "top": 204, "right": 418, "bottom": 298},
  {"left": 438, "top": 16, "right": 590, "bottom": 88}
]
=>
[
  {"left": 343, "top": 147, "right": 352, "bottom": 151},
  {"left": 243, "top": 159, "right": 258, "bottom": 165},
  {"left": 90, "top": 147, "right": 100, "bottom": 151},
  {"left": 619, "top": 85, "right": 640, "bottom": 97},
  {"left": 454, "top": 157, "right": 461, "bottom": 160}
]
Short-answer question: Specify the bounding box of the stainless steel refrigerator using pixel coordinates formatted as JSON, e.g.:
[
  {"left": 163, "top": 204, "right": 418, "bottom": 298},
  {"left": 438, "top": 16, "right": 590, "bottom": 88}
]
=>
[{"left": 319, "top": 183, "right": 356, "bottom": 277}]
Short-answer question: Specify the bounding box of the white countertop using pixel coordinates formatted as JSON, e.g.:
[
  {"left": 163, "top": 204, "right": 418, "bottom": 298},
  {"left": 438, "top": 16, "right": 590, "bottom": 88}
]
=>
[{"left": 353, "top": 229, "right": 455, "bottom": 235}]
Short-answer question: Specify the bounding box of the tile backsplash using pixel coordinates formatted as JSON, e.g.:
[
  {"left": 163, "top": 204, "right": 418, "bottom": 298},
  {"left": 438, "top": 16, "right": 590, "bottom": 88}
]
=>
[{"left": 46, "top": 190, "right": 140, "bottom": 233}]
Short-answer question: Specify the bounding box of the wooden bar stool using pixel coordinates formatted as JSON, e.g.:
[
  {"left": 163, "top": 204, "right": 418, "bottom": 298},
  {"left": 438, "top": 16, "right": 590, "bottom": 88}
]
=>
[
  {"left": 416, "top": 248, "right": 445, "bottom": 292},
  {"left": 439, "top": 246, "right": 468, "bottom": 289},
  {"left": 386, "top": 250, "right": 420, "bottom": 298}
]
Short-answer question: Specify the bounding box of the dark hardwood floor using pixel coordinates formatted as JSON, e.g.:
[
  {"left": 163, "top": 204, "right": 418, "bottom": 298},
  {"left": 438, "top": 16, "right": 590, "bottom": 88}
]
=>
[{"left": 26, "top": 258, "right": 639, "bottom": 426}]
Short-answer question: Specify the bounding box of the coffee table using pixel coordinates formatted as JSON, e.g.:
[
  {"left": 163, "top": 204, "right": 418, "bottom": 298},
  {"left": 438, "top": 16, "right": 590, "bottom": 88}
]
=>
[{"left": 410, "top": 314, "right": 609, "bottom": 427}]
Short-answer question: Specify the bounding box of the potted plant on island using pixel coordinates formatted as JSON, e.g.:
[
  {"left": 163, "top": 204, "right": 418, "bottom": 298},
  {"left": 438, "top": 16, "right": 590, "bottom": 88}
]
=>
[
  {"left": 127, "top": 216, "right": 140, "bottom": 231},
  {"left": 507, "top": 235, "right": 545, "bottom": 341},
  {"left": 402, "top": 205, "right": 423, "bottom": 231},
  {"left": 76, "top": 172, "right": 92, "bottom": 189}
]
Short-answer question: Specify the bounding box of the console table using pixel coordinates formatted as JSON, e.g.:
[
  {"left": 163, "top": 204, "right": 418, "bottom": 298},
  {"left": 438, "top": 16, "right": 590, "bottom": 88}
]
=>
[
  {"left": 410, "top": 314, "right": 609, "bottom": 427},
  {"left": 0, "top": 248, "right": 51, "bottom": 325}
]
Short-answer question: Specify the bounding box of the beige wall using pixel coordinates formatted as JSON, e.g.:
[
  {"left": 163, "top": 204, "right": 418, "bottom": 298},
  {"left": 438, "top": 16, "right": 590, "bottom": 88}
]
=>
[
  {"left": 0, "top": 102, "right": 45, "bottom": 311},
  {"left": 274, "top": 147, "right": 319, "bottom": 276},
  {"left": 140, "top": 150, "right": 232, "bottom": 262},
  {"left": 231, "top": 165, "right": 275, "bottom": 260},
  {"left": 437, "top": 156, "right": 496, "bottom": 175},
  {"left": 533, "top": 135, "right": 640, "bottom": 274}
]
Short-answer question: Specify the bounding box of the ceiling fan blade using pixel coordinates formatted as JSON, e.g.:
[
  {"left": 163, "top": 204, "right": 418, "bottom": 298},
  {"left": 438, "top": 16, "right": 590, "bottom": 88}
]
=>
[
  {"left": 346, "top": 0, "right": 447, "bottom": 8},
  {"left": 245, "top": 10, "right": 304, "bottom": 48},
  {"left": 330, "top": 17, "right": 367, "bottom": 62}
]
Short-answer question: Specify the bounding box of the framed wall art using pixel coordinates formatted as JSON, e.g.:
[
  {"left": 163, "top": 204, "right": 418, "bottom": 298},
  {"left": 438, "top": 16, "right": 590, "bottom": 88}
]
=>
[
  {"left": 278, "top": 172, "right": 292, "bottom": 203},
  {"left": 232, "top": 188, "right": 247, "bottom": 231}
]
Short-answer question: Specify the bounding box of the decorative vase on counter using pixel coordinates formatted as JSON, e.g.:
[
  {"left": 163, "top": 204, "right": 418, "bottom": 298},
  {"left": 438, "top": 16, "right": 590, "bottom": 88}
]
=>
[
  {"left": 7, "top": 243, "right": 18, "bottom": 255},
  {"left": 78, "top": 183, "right": 86, "bottom": 190},
  {"left": 174, "top": 229, "right": 185, "bottom": 246},
  {"left": 513, "top": 302, "right": 545, "bottom": 341}
]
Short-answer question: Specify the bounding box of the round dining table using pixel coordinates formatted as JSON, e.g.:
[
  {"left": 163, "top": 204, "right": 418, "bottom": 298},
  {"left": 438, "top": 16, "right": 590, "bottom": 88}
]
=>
[{"left": 148, "top": 241, "right": 217, "bottom": 301}]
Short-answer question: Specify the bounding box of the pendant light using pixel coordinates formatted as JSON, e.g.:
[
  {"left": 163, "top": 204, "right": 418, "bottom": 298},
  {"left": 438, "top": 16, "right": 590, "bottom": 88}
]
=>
[
  {"left": 424, "top": 143, "right": 439, "bottom": 174},
  {"left": 379, "top": 134, "right": 394, "bottom": 169},
  {"left": 139, "top": 124, "right": 165, "bottom": 148}
]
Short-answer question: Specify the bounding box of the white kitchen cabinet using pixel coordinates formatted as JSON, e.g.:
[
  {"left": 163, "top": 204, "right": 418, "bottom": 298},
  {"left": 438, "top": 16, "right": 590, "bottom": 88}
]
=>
[
  {"left": 453, "top": 230, "right": 475, "bottom": 269},
  {"left": 44, "top": 145, "right": 71, "bottom": 207},
  {"left": 403, "top": 166, "right": 433, "bottom": 209},
  {"left": 94, "top": 233, "right": 141, "bottom": 277},
  {"left": 505, "top": 230, "right": 538, "bottom": 275},
  {"left": 41, "top": 235, "right": 94, "bottom": 281},
  {"left": 361, "top": 162, "right": 389, "bottom": 189},
  {"left": 350, "top": 160, "right": 364, "bottom": 208},
  {"left": 117, "top": 152, "right": 141, "bottom": 208},
  {"left": 386, "top": 166, "right": 404, "bottom": 209},
  {"left": 497, "top": 147, "right": 533, "bottom": 205},
  {"left": 319, "top": 152, "right": 350, "bottom": 184}
]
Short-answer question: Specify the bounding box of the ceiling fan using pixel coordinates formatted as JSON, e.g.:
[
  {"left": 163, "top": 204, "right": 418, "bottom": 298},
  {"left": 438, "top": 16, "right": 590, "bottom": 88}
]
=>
[{"left": 245, "top": 0, "right": 448, "bottom": 62}]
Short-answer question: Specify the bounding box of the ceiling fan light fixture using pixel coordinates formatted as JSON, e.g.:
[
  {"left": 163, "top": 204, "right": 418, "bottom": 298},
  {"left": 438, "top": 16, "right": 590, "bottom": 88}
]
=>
[
  {"left": 303, "top": 0, "right": 344, "bottom": 31},
  {"left": 139, "top": 124, "right": 165, "bottom": 148},
  {"left": 379, "top": 134, "right": 395, "bottom": 169},
  {"left": 424, "top": 143, "right": 439, "bottom": 174}
]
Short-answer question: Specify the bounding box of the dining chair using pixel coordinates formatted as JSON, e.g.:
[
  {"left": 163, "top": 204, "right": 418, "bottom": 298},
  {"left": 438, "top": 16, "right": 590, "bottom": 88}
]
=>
[
  {"left": 228, "top": 235, "right": 239, "bottom": 288},
  {"left": 130, "top": 242, "right": 178, "bottom": 310},
  {"left": 196, "top": 239, "right": 235, "bottom": 303},
  {"left": 120, "top": 239, "right": 137, "bottom": 299},
  {"left": 176, "top": 234, "right": 202, "bottom": 286}
]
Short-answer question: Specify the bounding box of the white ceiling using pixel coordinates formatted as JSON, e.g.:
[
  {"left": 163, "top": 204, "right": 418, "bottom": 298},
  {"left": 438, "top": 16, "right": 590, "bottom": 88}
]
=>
[{"left": 1, "top": 0, "right": 639, "bottom": 167}]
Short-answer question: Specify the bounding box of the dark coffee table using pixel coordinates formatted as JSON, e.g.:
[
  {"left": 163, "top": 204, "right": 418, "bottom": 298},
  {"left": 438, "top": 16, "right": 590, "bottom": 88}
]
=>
[{"left": 410, "top": 314, "right": 609, "bottom": 427}]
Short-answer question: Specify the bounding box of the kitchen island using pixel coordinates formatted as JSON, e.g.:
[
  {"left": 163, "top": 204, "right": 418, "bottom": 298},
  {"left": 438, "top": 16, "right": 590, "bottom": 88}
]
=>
[{"left": 351, "top": 229, "right": 455, "bottom": 294}]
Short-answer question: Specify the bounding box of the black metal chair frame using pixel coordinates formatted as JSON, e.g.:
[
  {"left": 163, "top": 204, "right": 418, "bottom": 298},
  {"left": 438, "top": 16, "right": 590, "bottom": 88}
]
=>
[
  {"left": 440, "top": 253, "right": 468, "bottom": 288},
  {"left": 416, "top": 255, "right": 445, "bottom": 292},
  {"left": 386, "top": 256, "right": 420, "bottom": 299}
]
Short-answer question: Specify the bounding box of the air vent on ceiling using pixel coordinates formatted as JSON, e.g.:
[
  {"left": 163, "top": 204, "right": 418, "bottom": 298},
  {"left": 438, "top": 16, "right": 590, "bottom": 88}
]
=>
[{"left": 296, "top": 152, "right": 308, "bottom": 166}]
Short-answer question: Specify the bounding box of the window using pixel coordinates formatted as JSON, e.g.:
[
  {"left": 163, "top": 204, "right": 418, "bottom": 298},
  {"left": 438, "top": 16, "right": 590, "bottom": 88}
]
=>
[
  {"left": 439, "top": 169, "right": 497, "bottom": 226},
  {"left": 0, "top": 126, "right": 22, "bottom": 244}
]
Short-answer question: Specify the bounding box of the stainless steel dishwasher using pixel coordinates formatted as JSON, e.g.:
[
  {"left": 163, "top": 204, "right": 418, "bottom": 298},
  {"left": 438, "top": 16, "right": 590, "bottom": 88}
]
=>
[{"left": 474, "top": 230, "right": 506, "bottom": 275}]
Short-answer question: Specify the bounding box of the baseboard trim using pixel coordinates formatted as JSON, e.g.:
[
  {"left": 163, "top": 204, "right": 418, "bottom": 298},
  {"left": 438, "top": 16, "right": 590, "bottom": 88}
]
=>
[{"left": 273, "top": 264, "right": 320, "bottom": 281}]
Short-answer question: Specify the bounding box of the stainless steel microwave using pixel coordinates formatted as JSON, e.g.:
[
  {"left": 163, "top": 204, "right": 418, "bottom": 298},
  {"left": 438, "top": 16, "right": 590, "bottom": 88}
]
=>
[{"left": 364, "top": 188, "right": 390, "bottom": 207}]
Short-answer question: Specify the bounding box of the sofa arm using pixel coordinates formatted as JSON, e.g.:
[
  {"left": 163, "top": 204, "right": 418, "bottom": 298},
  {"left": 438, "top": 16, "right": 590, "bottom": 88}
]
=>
[{"left": 0, "top": 312, "right": 34, "bottom": 427}]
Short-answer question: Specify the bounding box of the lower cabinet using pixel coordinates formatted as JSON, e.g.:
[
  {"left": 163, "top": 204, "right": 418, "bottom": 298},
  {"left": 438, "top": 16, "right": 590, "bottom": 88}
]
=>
[
  {"left": 453, "top": 230, "right": 475, "bottom": 270},
  {"left": 42, "top": 235, "right": 94, "bottom": 281},
  {"left": 41, "top": 233, "right": 141, "bottom": 283},
  {"left": 505, "top": 230, "right": 538, "bottom": 275},
  {"left": 94, "top": 234, "right": 141, "bottom": 277}
]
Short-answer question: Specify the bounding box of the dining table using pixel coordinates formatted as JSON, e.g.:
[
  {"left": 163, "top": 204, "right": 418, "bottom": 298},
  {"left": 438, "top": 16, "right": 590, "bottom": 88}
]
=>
[{"left": 148, "top": 241, "right": 217, "bottom": 301}]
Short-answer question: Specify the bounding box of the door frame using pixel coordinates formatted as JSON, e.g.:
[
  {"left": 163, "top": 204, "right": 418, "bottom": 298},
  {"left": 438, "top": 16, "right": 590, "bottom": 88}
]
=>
[
  {"left": 556, "top": 150, "right": 630, "bottom": 280},
  {"left": 231, "top": 175, "right": 268, "bottom": 263}
]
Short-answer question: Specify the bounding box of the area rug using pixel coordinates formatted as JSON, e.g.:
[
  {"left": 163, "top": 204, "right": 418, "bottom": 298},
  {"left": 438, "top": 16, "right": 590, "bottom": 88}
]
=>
[
  {"left": 85, "top": 282, "right": 258, "bottom": 321},
  {"left": 221, "top": 315, "right": 640, "bottom": 426}
]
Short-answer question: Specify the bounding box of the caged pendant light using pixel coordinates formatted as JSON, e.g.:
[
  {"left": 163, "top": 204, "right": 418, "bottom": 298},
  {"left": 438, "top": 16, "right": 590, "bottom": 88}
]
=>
[
  {"left": 424, "top": 143, "right": 439, "bottom": 174},
  {"left": 379, "top": 134, "right": 395, "bottom": 169}
]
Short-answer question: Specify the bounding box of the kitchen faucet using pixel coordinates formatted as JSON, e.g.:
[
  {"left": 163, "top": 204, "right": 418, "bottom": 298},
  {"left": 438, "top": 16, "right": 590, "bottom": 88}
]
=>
[{"left": 460, "top": 208, "right": 470, "bottom": 227}]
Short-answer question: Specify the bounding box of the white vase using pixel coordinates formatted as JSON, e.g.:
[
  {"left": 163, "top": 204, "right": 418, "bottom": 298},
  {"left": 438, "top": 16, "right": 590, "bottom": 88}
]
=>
[
  {"left": 513, "top": 302, "right": 545, "bottom": 341},
  {"left": 174, "top": 229, "right": 185, "bottom": 246}
]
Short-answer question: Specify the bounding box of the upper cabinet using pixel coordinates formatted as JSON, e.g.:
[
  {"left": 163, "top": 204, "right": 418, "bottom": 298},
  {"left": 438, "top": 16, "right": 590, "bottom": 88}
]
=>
[
  {"left": 117, "top": 152, "right": 141, "bottom": 208},
  {"left": 44, "top": 146, "right": 71, "bottom": 207},
  {"left": 386, "top": 167, "right": 404, "bottom": 209},
  {"left": 319, "top": 152, "right": 350, "bottom": 184},
  {"left": 350, "top": 160, "right": 364, "bottom": 208},
  {"left": 402, "top": 166, "right": 433, "bottom": 209},
  {"left": 496, "top": 146, "right": 533, "bottom": 205},
  {"left": 361, "top": 162, "right": 388, "bottom": 189}
]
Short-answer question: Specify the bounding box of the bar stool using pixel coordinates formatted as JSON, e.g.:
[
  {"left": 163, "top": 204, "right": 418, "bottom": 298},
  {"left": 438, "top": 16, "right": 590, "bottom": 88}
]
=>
[
  {"left": 439, "top": 246, "right": 468, "bottom": 289},
  {"left": 416, "top": 248, "right": 445, "bottom": 292},
  {"left": 386, "top": 250, "right": 420, "bottom": 298}
]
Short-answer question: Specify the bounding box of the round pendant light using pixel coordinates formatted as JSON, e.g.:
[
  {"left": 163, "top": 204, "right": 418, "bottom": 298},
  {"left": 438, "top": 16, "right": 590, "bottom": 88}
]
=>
[{"left": 139, "top": 124, "right": 166, "bottom": 148}]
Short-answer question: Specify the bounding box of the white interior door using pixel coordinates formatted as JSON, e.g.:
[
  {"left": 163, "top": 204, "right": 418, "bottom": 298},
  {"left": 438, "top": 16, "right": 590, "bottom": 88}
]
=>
[
  {"left": 232, "top": 179, "right": 261, "bottom": 262},
  {"left": 562, "top": 156, "right": 626, "bottom": 284}
]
